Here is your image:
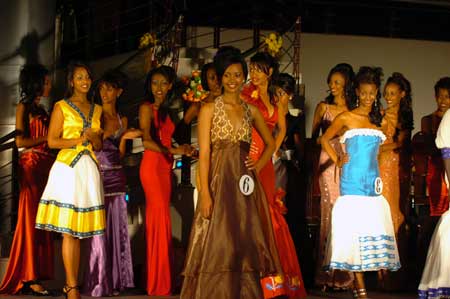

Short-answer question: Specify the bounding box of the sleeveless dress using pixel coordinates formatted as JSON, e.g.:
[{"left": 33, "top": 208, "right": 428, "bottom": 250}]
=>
[
  {"left": 423, "top": 114, "right": 449, "bottom": 216},
  {"left": 315, "top": 104, "right": 353, "bottom": 288},
  {"left": 418, "top": 110, "right": 450, "bottom": 299},
  {"left": 83, "top": 115, "right": 134, "bottom": 296},
  {"left": 181, "top": 97, "right": 284, "bottom": 299},
  {"left": 242, "top": 84, "right": 307, "bottom": 298},
  {"left": 35, "top": 99, "right": 105, "bottom": 238},
  {"left": 323, "top": 128, "right": 401, "bottom": 272},
  {"left": 0, "top": 108, "right": 55, "bottom": 294},
  {"left": 378, "top": 125, "right": 411, "bottom": 289},
  {"left": 139, "top": 103, "right": 174, "bottom": 296}
]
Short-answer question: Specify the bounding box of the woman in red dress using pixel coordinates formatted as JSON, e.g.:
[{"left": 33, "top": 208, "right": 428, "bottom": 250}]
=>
[
  {"left": 139, "top": 65, "right": 194, "bottom": 296},
  {"left": 0, "top": 64, "right": 54, "bottom": 295},
  {"left": 242, "top": 52, "right": 307, "bottom": 298},
  {"left": 422, "top": 77, "right": 450, "bottom": 217}
]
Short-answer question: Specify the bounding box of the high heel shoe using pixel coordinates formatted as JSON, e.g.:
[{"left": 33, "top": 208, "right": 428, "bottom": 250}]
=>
[
  {"left": 20, "top": 280, "right": 50, "bottom": 296},
  {"left": 356, "top": 288, "right": 370, "bottom": 299},
  {"left": 63, "top": 285, "right": 80, "bottom": 299}
]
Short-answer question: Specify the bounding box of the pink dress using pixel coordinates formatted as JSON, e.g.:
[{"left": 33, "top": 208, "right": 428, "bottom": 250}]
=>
[{"left": 315, "top": 104, "right": 353, "bottom": 289}]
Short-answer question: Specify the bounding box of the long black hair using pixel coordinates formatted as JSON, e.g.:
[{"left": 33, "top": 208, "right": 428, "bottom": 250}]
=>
[
  {"left": 325, "top": 63, "right": 356, "bottom": 109},
  {"left": 272, "top": 73, "right": 295, "bottom": 96},
  {"left": 385, "top": 72, "right": 414, "bottom": 130},
  {"left": 200, "top": 63, "right": 215, "bottom": 91},
  {"left": 18, "top": 64, "right": 49, "bottom": 137},
  {"left": 94, "top": 69, "right": 128, "bottom": 110},
  {"left": 250, "top": 52, "right": 279, "bottom": 102},
  {"left": 355, "top": 66, "right": 384, "bottom": 127},
  {"left": 64, "top": 61, "right": 93, "bottom": 99},
  {"left": 143, "top": 65, "right": 176, "bottom": 121},
  {"left": 19, "top": 64, "right": 49, "bottom": 105}
]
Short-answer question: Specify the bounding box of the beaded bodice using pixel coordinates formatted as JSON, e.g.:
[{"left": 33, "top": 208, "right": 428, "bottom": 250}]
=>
[{"left": 210, "top": 96, "right": 252, "bottom": 144}]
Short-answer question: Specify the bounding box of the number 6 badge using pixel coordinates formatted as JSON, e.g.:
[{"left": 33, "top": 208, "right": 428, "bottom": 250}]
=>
[{"left": 239, "top": 174, "right": 255, "bottom": 196}]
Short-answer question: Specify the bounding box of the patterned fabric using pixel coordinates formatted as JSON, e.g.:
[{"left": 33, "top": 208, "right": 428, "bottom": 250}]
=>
[
  {"left": 324, "top": 128, "right": 400, "bottom": 272},
  {"left": 36, "top": 99, "right": 105, "bottom": 239},
  {"left": 55, "top": 99, "right": 102, "bottom": 167},
  {"left": 211, "top": 96, "right": 252, "bottom": 144}
]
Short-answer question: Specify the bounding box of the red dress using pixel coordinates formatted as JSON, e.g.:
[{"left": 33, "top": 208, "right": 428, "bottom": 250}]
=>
[
  {"left": 139, "top": 103, "right": 174, "bottom": 296},
  {"left": 242, "top": 84, "right": 307, "bottom": 298},
  {"left": 0, "top": 112, "right": 54, "bottom": 294}
]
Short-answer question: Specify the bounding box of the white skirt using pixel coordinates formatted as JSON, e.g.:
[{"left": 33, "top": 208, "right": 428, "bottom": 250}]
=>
[
  {"left": 35, "top": 155, "right": 105, "bottom": 238},
  {"left": 418, "top": 210, "right": 450, "bottom": 299},
  {"left": 323, "top": 195, "right": 401, "bottom": 272}
]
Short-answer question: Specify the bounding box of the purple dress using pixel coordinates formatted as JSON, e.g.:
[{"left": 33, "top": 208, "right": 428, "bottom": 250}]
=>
[{"left": 83, "top": 125, "right": 134, "bottom": 296}]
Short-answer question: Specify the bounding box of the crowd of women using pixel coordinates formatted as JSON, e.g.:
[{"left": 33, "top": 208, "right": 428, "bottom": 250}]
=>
[{"left": 0, "top": 45, "right": 449, "bottom": 299}]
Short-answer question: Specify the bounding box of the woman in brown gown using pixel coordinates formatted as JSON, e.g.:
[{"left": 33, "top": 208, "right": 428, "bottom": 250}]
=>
[
  {"left": 181, "top": 46, "right": 283, "bottom": 298},
  {"left": 378, "top": 72, "right": 413, "bottom": 289},
  {"left": 311, "top": 63, "right": 356, "bottom": 290}
]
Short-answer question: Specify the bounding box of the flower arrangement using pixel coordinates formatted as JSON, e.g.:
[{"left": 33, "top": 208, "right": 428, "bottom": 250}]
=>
[
  {"left": 182, "top": 70, "right": 209, "bottom": 102},
  {"left": 139, "top": 32, "right": 158, "bottom": 49},
  {"left": 264, "top": 32, "right": 283, "bottom": 57}
]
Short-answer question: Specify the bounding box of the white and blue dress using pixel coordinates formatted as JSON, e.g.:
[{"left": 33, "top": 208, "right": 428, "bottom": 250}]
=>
[
  {"left": 323, "top": 128, "right": 401, "bottom": 272},
  {"left": 418, "top": 109, "right": 450, "bottom": 299}
]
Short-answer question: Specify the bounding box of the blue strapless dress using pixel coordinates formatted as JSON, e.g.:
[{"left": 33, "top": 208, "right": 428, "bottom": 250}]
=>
[{"left": 323, "top": 128, "right": 401, "bottom": 272}]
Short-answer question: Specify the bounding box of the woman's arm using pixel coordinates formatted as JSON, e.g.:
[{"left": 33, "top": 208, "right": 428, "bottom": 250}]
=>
[
  {"left": 380, "top": 128, "right": 411, "bottom": 152},
  {"left": 197, "top": 102, "right": 214, "bottom": 218},
  {"left": 320, "top": 113, "right": 348, "bottom": 166},
  {"left": 183, "top": 102, "right": 201, "bottom": 125},
  {"left": 274, "top": 104, "right": 287, "bottom": 154},
  {"left": 119, "top": 117, "right": 142, "bottom": 158},
  {"left": 47, "top": 103, "right": 85, "bottom": 149},
  {"left": 247, "top": 105, "right": 275, "bottom": 172},
  {"left": 139, "top": 103, "right": 191, "bottom": 155},
  {"left": 311, "top": 102, "right": 326, "bottom": 141},
  {"left": 15, "top": 103, "right": 47, "bottom": 148}
]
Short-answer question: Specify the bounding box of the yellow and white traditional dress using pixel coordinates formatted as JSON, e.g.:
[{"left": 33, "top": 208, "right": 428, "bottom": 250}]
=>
[{"left": 35, "top": 99, "right": 105, "bottom": 238}]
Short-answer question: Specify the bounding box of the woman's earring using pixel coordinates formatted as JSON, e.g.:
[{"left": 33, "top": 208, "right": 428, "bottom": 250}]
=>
[{"left": 356, "top": 97, "right": 359, "bottom": 107}]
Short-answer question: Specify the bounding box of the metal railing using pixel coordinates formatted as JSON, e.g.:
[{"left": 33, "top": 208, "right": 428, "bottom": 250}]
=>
[{"left": 0, "top": 130, "right": 19, "bottom": 237}]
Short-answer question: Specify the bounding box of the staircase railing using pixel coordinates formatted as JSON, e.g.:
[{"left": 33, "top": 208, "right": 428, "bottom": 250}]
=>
[{"left": 0, "top": 130, "right": 19, "bottom": 254}]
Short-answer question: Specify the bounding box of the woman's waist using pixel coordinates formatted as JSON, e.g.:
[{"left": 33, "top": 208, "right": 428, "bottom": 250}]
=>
[{"left": 211, "top": 140, "right": 250, "bottom": 151}]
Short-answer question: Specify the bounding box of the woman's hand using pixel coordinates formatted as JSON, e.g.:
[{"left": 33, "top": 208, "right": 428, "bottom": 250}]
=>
[
  {"left": 171, "top": 144, "right": 195, "bottom": 156},
  {"left": 245, "top": 156, "right": 261, "bottom": 172},
  {"left": 200, "top": 191, "right": 213, "bottom": 219},
  {"left": 121, "top": 128, "right": 142, "bottom": 140},
  {"left": 336, "top": 153, "right": 349, "bottom": 168}
]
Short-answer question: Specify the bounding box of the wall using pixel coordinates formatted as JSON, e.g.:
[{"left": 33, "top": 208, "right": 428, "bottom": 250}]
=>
[{"left": 0, "top": 0, "right": 56, "bottom": 243}]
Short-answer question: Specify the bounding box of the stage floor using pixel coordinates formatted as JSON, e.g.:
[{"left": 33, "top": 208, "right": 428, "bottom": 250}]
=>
[{"left": 0, "top": 290, "right": 417, "bottom": 298}]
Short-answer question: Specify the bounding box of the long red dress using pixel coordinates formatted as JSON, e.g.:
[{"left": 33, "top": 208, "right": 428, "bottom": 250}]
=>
[
  {"left": 0, "top": 109, "right": 54, "bottom": 294},
  {"left": 422, "top": 113, "right": 448, "bottom": 216},
  {"left": 139, "top": 103, "right": 174, "bottom": 296},
  {"left": 242, "top": 84, "right": 307, "bottom": 298}
]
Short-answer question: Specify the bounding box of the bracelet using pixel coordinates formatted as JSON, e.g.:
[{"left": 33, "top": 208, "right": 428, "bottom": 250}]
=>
[{"left": 441, "top": 147, "right": 450, "bottom": 159}]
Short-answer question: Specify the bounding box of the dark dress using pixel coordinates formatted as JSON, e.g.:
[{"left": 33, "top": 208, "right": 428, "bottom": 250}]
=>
[{"left": 181, "top": 97, "right": 283, "bottom": 299}]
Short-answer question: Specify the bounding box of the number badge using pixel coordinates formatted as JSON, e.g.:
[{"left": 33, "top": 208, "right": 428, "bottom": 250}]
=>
[
  {"left": 239, "top": 174, "right": 255, "bottom": 196},
  {"left": 374, "top": 177, "right": 383, "bottom": 195}
]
